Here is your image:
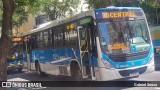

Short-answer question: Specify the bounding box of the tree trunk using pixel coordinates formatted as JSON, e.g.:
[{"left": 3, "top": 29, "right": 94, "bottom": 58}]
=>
[{"left": 0, "top": 0, "right": 15, "bottom": 89}]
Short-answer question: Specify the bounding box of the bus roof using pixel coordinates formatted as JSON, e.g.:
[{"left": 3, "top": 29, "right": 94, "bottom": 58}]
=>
[{"left": 94, "top": 7, "right": 142, "bottom": 11}]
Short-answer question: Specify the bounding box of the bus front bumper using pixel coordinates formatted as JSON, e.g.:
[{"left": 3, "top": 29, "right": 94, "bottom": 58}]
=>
[{"left": 96, "top": 61, "right": 155, "bottom": 81}]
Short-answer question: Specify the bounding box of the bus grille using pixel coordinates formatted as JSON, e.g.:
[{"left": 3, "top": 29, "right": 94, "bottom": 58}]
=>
[
  {"left": 108, "top": 50, "right": 149, "bottom": 62},
  {"left": 119, "top": 66, "right": 147, "bottom": 77}
]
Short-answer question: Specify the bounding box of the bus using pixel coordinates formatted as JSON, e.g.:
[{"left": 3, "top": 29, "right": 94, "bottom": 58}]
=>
[
  {"left": 150, "top": 25, "right": 160, "bottom": 70},
  {"left": 7, "top": 37, "right": 24, "bottom": 72},
  {"left": 22, "top": 7, "right": 154, "bottom": 81}
]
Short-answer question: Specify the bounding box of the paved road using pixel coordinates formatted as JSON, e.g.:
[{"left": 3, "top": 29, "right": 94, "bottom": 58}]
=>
[{"left": 6, "top": 69, "right": 160, "bottom": 90}]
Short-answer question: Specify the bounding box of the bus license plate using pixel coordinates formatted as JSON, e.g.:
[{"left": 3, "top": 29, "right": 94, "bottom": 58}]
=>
[{"left": 129, "top": 70, "right": 139, "bottom": 77}]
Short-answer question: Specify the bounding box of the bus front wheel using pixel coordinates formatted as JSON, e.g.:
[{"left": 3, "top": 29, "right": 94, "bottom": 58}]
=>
[
  {"left": 18, "top": 68, "right": 23, "bottom": 72},
  {"left": 36, "top": 62, "right": 43, "bottom": 76}
]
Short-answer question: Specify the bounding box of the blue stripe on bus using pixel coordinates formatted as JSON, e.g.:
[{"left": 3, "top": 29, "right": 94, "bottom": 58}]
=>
[
  {"left": 27, "top": 48, "right": 99, "bottom": 67},
  {"left": 29, "top": 48, "right": 80, "bottom": 64}
]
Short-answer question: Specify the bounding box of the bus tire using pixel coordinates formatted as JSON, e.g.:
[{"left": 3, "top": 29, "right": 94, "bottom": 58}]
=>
[
  {"left": 36, "top": 62, "right": 48, "bottom": 77},
  {"left": 36, "top": 62, "right": 43, "bottom": 76},
  {"left": 71, "top": 64, "right": 82, "bottom": 81},
  {"left": 18, "top": 68, "right": 23, "bottom": 72}
]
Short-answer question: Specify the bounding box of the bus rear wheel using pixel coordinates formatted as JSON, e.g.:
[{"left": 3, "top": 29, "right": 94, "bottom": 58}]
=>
[
  {"left": 36, "top": 62, "right": 48, "bottom": 77},
  {"left": 36, "top": 63, "right": 42, "bottom": 76},
  {"left": 18, "top": 68, "right": 23, "bottom": 72},
  {"left": 71, "top": 64, "right": 82, "bottom": 81}
]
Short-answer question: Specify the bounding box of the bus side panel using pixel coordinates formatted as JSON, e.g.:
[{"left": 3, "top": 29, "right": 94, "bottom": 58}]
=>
[
  {"left": 30, "top": 47, "right": 80, "bottom": 75},
  {"left": 23, "top": 51, "right": 28, "bottom": 68}
]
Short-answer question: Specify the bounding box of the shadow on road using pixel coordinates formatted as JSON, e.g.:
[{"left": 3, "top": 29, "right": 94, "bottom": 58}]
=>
[
  {"left": 7, "top": 69, "right": 73, "bottom": 81},
  {"left": 7, "top": 70, "right": 24, "bottom": 75}
]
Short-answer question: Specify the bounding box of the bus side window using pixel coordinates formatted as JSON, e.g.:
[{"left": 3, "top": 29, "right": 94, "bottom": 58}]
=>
[
  {"left": 31, "top": 34, "right": 37, "bottom": 49},
  {"left": 48, "top": 29, "right": 52, "bottom": 48},
  {"left": 80, "top": 28, "right": 86, "bottom": 40},
  {"left": 28, "top": 38, "right": 32, "bottom": 53},
  {"left": 23, "top": 41, "right": 26, "bottom": 51}
]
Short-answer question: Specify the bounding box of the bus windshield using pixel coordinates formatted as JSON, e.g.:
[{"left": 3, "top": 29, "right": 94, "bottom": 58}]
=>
[{"left": 98, "top": 19, "right": 151, "bottom": 55}]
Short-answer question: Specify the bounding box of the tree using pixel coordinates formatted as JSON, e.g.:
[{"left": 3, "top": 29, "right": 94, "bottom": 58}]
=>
[
  {"left": 0, "top": 0, "right": 81, "bottom": 84},
  {"left": 140, "top": 0, "right": 160, "bottom": 24},
  {"left": 0, "top": 0, "right": 38, "bottom": 35},
  {"left": 0, "top": 0, "right": 37, "bottom": 84},
  {"left": 0, "top": 0, "right": 15, "bottom": 84},
  {"left": 0, "top": 0, "right": 81, "bottom": 31},
  {"left": 86, "top": 0, "right": 111, "bottom": 9},
  {"left": 34, "top": 0, "right": 80, "bottom": 21},
  {"left": 0, "top": 0, "right": 81, "bottom": 28},
  {"left": 86, "top": 0, "right": 160, "bottom": 25},
  {"left": 113, "top": 0, "right": 139, "bottom": 7},
  {"left": 86, "top": 0, "right": 139, "bottom": 9}
]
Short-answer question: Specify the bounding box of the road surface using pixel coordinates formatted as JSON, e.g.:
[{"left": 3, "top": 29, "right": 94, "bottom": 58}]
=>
[{"left": 6, "top": 68, "right": 160, "bottom": 90}]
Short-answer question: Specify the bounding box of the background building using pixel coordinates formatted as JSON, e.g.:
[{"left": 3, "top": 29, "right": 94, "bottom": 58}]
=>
[{"left": 12, "top": 14, "right": 35, "bottom": 36}]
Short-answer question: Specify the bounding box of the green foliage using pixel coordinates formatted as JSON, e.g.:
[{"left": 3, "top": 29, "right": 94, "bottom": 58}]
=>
[
  {"left": 113, "top": 0, "right": 139, "bottom": 7},
  {"left": 86, "top": 0, "right": 110, "bottom": 9},
  {"left": 86, "top": 0, "right": 139, "bottom": 9},
  {"left": 0, "top": 0, "right": 80, "bottom": 28},
  {"left": 144, "top": 0, "right": 160, "bottom": 8},
  {"left": 12, "top": 0, "right": 39, "bottom": 28},
  {"left": 140, "top": 0, "right": 160, "bottom": 24},
  {"left": 86, "top": 0, "right": 160, "bottom": 25},
  {"left": 0, "top": 0, "right": 38, "bottom": 28},
  {"left": 35, "top": 0, "right": 80, "bottom": 20}
]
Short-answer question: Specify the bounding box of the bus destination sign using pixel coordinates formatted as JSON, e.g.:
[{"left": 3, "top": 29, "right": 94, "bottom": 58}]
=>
[
  {"left": 102, "top": 11, "right": 135, "bottom": 18},
  {"left": 12, "top": 37, "right": 22, "bottom": 42},
  {"left": 95, "top": 9, "right": 143, "bottom": 19}
]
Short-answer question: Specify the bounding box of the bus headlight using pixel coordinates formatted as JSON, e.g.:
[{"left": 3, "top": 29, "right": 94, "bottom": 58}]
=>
[
  {"left": 17, "top": 61, "right": 23, "bottom": 65},
  {"left": 102, "top": 59, "right": 114, "bottom": 69},
  {"left": 148, "top": 53, "right": 154, "bottom": 64},
  {"left": 18, "top": 61, "right": 21, "bottom": 65}
]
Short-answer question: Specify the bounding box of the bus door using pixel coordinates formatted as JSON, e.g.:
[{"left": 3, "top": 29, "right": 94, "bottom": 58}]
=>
[
  {"left": 24, "top": 36, "right": 31, "bottom": 70},
  {"left": 77, "top": 26, "right": 95, "bottom": 79}
]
